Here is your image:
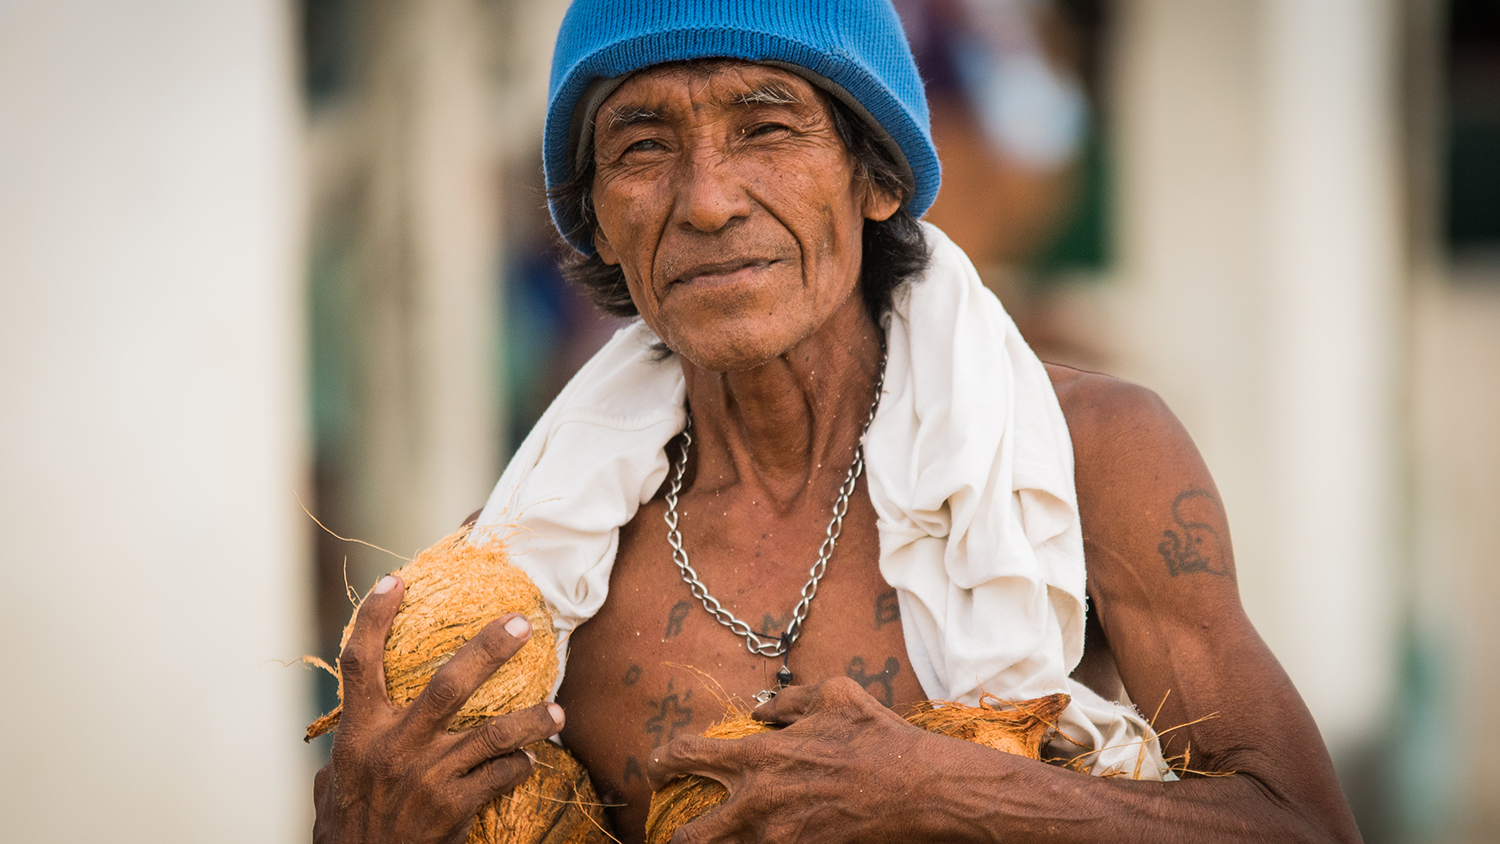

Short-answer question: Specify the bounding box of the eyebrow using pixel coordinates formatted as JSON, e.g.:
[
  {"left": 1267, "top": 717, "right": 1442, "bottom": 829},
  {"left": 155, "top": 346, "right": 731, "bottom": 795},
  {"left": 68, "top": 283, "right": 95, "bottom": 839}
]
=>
[
  {"left": 603, "top": 82, "right": 805, "bottom": 131},
  {"left": 729, "top": 83, "right": 802, "bottom": 107},
  {"left": 605, "top": 106, "right": 661, "bottom": 128}
]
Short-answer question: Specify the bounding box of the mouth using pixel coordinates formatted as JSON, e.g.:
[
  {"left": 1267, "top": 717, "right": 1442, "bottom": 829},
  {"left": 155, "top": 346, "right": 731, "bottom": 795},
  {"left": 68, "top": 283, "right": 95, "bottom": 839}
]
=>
[{"left": 671, "top": 258, "right": 777, "bottom": 286}]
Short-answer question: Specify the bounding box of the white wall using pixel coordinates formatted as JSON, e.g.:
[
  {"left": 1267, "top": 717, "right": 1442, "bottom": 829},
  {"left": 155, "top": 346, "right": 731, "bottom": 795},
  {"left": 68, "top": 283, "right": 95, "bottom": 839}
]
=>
[{"left": 0, "top": 2, "right": 310, "bottom": 841}]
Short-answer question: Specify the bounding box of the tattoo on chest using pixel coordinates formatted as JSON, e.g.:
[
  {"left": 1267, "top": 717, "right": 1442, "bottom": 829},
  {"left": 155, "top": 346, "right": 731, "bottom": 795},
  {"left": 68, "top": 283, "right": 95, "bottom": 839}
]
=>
[
  {"left": 623, "top": 665, "right": 641, "bottom": 686},
  {"left": 846, "top": 655, "right": 901, "bottom": 707},
  {"left": 664, "top": 601, "right": 691, "bottom": 639},
  {"left": 623, "top": 755, "right": 645, "bottom": 786},
  {"left": 644, "top": 679, "right": 695, "bottom": 747},
  {"left": 1157, "top": 490, "right": 1232, "bottom": 578},
  {"left": 875, "top": 590, "right": 900, "bottom": 629},
  {"left": 758, "top": 611, "right": 792, "bottom": 638}
]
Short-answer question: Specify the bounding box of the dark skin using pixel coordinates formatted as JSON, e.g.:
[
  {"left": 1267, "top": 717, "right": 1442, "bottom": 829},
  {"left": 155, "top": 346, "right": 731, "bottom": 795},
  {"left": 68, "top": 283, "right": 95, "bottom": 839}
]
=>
[{"left": 313, "top": 61, "right": 1362, "bottom": 843}]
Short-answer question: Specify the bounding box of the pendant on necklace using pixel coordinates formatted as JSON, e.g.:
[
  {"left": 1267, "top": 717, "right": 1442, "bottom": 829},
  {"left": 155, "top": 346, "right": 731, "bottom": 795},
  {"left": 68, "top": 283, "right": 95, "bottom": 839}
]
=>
[{"left": 755, "top": 662, "right": 795, "bottom": 705}]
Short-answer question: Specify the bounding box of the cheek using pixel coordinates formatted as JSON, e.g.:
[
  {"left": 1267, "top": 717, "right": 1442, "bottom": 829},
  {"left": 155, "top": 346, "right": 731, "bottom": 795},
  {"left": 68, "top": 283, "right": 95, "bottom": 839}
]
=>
[
  {"left": 794, "top": 185, "right": 868, "bottom": 293},
  {"left": 594, "top": 187, "right": 663, "bottom": 300}
]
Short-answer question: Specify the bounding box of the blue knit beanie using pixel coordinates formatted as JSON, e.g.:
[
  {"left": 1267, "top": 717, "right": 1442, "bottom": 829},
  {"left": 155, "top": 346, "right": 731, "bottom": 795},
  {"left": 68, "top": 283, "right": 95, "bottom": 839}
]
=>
[{"left": 545, "top": 0, "right": 940, "bottom": 254}]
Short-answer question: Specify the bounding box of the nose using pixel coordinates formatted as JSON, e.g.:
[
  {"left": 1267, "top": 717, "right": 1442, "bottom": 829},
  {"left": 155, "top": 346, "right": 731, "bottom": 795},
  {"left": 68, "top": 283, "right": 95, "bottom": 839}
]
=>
[{"left": 670, "top": 146, "right": 753, "bottom": 233}]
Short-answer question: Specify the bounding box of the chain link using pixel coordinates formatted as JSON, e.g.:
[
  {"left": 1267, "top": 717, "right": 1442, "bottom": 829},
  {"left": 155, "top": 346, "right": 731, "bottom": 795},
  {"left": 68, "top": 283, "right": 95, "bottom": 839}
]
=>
[{"left": 663, "top": 340, "right": 888, "bottom": 659}]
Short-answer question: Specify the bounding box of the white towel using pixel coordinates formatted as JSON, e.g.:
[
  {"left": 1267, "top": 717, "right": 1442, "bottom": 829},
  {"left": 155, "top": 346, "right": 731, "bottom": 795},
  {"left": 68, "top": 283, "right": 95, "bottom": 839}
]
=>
[{"left": 475, "top": 223, "right": 1169, "bottom": 779}]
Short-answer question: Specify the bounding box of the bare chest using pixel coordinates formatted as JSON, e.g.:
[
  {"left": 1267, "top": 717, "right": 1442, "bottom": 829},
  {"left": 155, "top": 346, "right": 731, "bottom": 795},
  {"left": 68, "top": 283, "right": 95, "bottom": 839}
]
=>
[{"left": 555, "top": 478, "right": 925, "bottom": 841}]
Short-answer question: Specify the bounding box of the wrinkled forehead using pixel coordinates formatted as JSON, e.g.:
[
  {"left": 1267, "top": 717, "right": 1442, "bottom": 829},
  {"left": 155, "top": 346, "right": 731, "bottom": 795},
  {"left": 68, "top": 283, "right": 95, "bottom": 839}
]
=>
[
  {"left": 569, "top": 59, "right": 899, "bottom": 175},
  {"left": 592, "top": 62, "right": 825, "bottom": 139}
]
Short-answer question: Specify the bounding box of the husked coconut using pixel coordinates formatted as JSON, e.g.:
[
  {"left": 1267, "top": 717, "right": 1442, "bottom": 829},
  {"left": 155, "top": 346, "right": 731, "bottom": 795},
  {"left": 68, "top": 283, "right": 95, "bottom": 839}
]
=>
[{"left": 307, "top": 528, "right": 612, "bottom": 844}]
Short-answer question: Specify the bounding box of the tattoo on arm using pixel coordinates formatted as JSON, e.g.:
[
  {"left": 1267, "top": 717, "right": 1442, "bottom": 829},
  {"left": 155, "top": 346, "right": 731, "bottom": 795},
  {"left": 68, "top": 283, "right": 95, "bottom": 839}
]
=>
[
  {"left": 623, "top": 665, "right": 641, "bottom": 686},
  {"left": 846, "top": 655, "right": 900, "bottom": 707},
  {"left": 644, "top": 679, "right": 694, "bottom": 747},
  {"left": 1156, "top": 490, "right": 1232, "bottom": 578},
  {"left": 664, "top": 601, "right": 690, "bottom": 639},
  {"left": 875, "top": 590, "right": 900, "bottom": 629}
]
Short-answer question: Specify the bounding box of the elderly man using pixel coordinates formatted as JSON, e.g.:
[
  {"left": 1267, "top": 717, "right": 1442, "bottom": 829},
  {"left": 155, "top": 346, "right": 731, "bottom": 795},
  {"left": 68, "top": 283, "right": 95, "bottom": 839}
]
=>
[{"left": 314, "top": 1, "right": 1363, "bottom": 842}]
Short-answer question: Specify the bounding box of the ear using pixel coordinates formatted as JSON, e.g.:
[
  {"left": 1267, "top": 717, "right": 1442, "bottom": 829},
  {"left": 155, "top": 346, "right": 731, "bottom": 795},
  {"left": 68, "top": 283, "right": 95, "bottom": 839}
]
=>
[
  {"left": 594, "top": 227, "right": 621, "bottom": 266},
  {"left": 862, "top": 183, "right": 901, "bottom": 223}
]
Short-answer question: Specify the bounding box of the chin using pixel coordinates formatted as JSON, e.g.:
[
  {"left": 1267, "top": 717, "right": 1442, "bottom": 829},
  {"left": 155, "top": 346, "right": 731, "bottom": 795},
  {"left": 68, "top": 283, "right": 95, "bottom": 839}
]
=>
[
  {"left": 669, "top": 329, "right": 797, "bottom": 373},
  {"left": 674, "top": 344, "right": 776, "bottom": 374}
]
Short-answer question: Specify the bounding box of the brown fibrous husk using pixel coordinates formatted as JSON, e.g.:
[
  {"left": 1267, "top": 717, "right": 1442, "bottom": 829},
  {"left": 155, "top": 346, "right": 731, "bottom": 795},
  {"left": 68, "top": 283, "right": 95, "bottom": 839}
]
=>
[
  {"left": 305, "top": 528, "right": 612, "bottom": 844},
  {"left": 904, "top": 691, "right": 1071, "bottom": 760},
  {"left": 479, "top": 740, "right": 612, "bottom": 844},
  {"left": 308, "top": 528, "right": 557, "bottom": 736},
  {"left": 644, "top": 708, "right": 774, "bottom": 844},
  {"left": 643, "top": 693, "right": 1071, "bottom": 844}
]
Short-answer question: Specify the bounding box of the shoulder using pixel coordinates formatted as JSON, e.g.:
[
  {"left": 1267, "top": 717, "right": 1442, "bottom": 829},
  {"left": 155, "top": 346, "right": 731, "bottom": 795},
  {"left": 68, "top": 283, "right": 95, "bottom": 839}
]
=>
[
  {"left": 1042, "top": 362, "right": 1187, "bottom": 478},
  {"left": 1041, "top": 361, "right": 1236, "bottom": 587},
  {"left": 1042, "top": 360, "right": 1162, "bottom": 419}
]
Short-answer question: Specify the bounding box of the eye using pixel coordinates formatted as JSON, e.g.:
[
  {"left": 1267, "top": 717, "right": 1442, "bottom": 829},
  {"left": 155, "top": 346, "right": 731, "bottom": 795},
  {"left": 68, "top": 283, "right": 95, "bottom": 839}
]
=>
[
  {"left": 744, "top": 122, "right": 792, "bottom": 138},
  {"left": 625, "top": 138, "right": 665, "bottom": 154}
]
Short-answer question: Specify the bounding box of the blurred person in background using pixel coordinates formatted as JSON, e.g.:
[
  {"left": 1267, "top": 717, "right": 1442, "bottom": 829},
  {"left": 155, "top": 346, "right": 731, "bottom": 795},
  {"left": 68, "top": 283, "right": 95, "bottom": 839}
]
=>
[
  {"left": 901, "top": 0, "right": 1090, "bottom": 275},
  {"left": 899, "top": 0, "right": 1108, "bottom": 366},
  {"left": 312, "top": 1, "right": 1362, "bottom": 842}
]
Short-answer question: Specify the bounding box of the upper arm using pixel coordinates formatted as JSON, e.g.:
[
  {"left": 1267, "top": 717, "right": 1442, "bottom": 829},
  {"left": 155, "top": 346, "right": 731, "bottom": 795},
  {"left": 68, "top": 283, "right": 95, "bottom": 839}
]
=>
[
  {"left": 1052, "top": 367, "right": 1355, "bottom": 823},
  {"left": 1062, "top": 377, "right": 1258, "bottom": 740}
]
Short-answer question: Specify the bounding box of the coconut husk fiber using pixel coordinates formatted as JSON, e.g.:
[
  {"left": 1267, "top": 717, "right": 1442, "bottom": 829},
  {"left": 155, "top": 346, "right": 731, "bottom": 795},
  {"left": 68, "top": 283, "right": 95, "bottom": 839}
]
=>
[
  {"left": 905, "top": 692, "right": 1071, "bottom": 760},
  {"left": 643, "top": 693, "right": 1070, "bottom": 844},
  {"left": 306, "top": 528, "right": 612, "bottom": 844},
  {"left": 644, "top": 712, "right": 775, "bottom": 844},
  {"left": 478, "top": 740, "right": 612, "bottom": 844}
]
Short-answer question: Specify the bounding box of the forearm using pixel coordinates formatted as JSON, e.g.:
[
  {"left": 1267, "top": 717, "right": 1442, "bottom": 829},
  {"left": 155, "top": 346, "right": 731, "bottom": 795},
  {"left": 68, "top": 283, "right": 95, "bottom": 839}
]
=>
[{"left": 902, "top": 739, "right": 1359, "bottom": 844}]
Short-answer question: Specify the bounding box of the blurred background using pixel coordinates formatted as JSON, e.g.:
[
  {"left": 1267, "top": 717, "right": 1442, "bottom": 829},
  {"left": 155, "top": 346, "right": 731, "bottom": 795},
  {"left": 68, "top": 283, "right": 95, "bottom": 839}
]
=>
[{"left": 1, "top": 0, "right": 1496, "bottom": 841}]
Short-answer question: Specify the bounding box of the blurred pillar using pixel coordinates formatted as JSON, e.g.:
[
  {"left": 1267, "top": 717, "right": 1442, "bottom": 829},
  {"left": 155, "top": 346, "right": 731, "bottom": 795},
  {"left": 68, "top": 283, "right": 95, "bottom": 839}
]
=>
[
  {"left": 1259, "top": 0, "right": 1402, "bottom": 756},
  {"left": 0, "top": 1, "right": 308, "bottom": 842},
  {"left": 347, "top": 0, "right": 503, "bottom": 577},
  {"left": 1113, "top": 0, "right": 1402, "bottom": 761}
]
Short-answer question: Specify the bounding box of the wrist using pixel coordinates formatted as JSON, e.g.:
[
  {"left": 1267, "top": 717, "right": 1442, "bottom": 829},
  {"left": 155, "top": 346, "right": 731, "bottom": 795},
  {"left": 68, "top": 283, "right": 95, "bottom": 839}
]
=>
[{"left": 893, "top": 734, "right": 1041, "bottom": 844}]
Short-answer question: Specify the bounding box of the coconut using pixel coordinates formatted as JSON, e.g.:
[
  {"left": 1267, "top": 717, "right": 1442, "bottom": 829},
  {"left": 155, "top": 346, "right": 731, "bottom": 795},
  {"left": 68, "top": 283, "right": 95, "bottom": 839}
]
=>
[
  {"left": 643, "top": 711, "right": 774, "bottom": 844},
  {"left": 904, "top": 692, "right": 1070, "bottom": 760},
  {"left": 477, "top": 740, "right": 612, "bottom": 844},
  {"left": 643, "top": 693, "right": 1071, "bottom": 844},
  {"left": 306, "top": 528, "right": 612, "bottom": 844}
]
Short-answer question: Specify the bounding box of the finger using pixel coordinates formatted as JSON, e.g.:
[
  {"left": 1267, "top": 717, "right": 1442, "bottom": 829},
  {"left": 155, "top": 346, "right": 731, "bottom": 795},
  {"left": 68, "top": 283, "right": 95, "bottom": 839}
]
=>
[
  {"left": 403, "top": 613, "right": 535, "bottom": 734},
  {"left": 312, "top": 763, "right": 337, "bottom": 840},
  {"left": 448, "top": 702, "right": 565, "bottom": 773},
  {"left": 313, "top": 762, "right": 331, "bottom": 801},
  {"left": 752, "top": 675, "right": 870, "bottom": 725},
  {"left": 647, "top": 734, "right": 747, "bottom": 791},
  {"left": 669, "top": 800, "right": 742, "bottom": 844},
  {"left": 751, "top": 684, "right": 813, "bottom": 725},
  {"left": 456, "top": 747, "right": 536, "bottom": 809},
  {"left": 338, "top": 575, "right": 404, "bottom": 717}
]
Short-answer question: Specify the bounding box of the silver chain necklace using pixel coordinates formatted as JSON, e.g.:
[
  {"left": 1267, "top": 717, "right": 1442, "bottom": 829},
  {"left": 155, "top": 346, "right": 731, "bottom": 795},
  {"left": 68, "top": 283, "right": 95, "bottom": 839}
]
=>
[{"left": 663, "top": 341, "right": 887, "bottom": 702}]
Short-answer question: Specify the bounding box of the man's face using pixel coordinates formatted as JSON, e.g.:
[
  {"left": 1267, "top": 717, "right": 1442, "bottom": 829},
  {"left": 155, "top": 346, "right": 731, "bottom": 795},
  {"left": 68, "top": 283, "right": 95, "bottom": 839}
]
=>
[{"left": 591, "top": 62, "right": 900, "bottom": 372}]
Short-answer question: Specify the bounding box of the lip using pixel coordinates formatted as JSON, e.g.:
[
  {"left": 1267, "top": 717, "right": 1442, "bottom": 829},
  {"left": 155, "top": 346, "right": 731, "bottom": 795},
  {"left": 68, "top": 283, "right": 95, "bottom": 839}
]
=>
[{"left": 672, "top": 259, "right": 777, "bottom": 286}]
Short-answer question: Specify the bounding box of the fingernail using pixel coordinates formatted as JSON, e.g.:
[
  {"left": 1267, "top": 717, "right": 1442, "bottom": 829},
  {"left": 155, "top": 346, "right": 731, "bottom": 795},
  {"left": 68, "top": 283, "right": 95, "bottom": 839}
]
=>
[
  {"left": 523, "top": 747, "right": 538, "bottom": 765},
  {"left": 548, "top": 702, "right": 565, "bottom": 727},
  {"left": 504, "top": 615, "right": 531, "bottom": 638},
  {"left": 373, "top": 575, "right": 398, "bottom": 594}
]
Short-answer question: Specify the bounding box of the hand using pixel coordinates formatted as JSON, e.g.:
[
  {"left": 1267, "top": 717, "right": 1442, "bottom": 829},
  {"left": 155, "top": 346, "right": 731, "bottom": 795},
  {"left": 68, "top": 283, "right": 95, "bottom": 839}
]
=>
[
  {"left": 313, "top": 575, "right": 566, "bottom": 844},
  {"left": 646, "top": 677, "right": 947, "bottom": 843}
]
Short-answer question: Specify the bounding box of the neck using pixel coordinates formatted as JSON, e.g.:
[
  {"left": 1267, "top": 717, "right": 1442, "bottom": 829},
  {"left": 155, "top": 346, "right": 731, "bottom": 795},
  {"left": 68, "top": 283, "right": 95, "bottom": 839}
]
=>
[{"left": 679, "top": 295, "right": 883, "bottom": 506}]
